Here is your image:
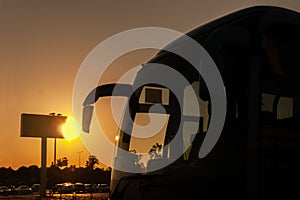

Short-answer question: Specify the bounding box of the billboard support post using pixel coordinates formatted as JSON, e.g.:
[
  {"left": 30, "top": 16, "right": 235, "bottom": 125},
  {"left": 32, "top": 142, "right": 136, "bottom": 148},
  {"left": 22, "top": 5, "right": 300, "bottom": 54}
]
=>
[
  {"left": 40, "top": 136, "right": 47, "bottom": 197},
  {"left": 54, "top": 138, "right": 57, "bottom": 166}
]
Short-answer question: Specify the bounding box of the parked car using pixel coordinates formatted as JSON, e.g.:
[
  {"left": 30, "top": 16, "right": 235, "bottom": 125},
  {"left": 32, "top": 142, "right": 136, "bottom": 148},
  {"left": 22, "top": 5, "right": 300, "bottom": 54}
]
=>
[
  {"left": 84, "top": 184, "right": 98, "bottom": 193},
  {"left": 14, "top": 185, "right": 33, "bottom": 195},
  {"left": 74, "top": 182, "right": 85, "bottom": 193},
  {"left": 31, "top": 184, "right": 40, "bottom": 192},
  {"left": 54, "top": 183, "right": 63, "bottom": 194},
  {"left": 61, "top": 182, "right": 75, "bottom": 194},
  {"left": 0, "top": 186, "right": 11, "bottom": 196},
  {"left": 98, "top": 184, "right": 110, "bottom": 193}
]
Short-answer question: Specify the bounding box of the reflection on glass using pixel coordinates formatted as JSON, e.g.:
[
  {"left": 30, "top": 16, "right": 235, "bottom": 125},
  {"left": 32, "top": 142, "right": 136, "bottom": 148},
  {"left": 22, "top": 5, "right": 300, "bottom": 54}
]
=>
[{"left": 129, "top": 113, "right": 169, "bottom": 169}]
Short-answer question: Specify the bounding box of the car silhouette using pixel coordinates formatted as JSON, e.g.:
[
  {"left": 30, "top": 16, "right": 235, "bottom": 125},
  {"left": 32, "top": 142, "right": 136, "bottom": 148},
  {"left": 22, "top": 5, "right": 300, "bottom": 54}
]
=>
[
  {"left": 14, "top": 185, "right": 32, "bottom": 195},
  {"left": 0, "top": 186, "right": 11, "bottom": 196},
  {"left": 31, "top": 184, "right": 40, "bottom": 192},
  {"left": 74, "top": 182, "right": 85, "bottom": 193}
]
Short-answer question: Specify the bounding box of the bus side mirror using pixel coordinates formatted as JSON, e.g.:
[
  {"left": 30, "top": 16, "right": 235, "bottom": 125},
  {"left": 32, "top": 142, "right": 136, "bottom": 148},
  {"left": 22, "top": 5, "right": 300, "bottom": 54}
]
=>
[
  {"left": 82, "top": 105, "right": 94, "bottom": 133},
  {"left": 82, "top": 83, "right": 133, "bottom": 133}
]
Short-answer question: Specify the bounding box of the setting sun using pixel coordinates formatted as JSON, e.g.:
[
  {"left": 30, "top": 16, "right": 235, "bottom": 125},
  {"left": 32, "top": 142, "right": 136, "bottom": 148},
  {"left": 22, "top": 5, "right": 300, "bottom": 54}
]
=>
[{"left": 62, "top": 116, "right": 79, "bottom": 141}]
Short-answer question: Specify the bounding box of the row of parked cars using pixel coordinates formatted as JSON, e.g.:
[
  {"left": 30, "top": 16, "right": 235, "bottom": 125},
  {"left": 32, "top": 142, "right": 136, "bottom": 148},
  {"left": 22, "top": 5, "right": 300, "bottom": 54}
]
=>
[
  {"left": 0, "top": 182, "right": 110, "bottom": 196},
  {"left": 0, "top": 184, "right": 36, "bottom": 196},
  {"left": 53, "top": 182, "right": 110, "bottom": 194}
]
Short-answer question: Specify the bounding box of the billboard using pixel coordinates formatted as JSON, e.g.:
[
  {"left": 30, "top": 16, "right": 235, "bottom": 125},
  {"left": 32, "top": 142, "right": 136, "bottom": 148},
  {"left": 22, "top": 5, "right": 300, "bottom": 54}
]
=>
[{"left": 20, "top": 113, "right": 67, "bottom": 138}]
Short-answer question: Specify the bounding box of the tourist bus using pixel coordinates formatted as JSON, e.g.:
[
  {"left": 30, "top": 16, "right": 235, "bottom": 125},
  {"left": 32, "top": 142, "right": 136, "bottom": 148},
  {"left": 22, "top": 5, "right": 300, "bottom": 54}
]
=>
[{"left": 82, "top": 6, "right": 300, "bottom": 199}]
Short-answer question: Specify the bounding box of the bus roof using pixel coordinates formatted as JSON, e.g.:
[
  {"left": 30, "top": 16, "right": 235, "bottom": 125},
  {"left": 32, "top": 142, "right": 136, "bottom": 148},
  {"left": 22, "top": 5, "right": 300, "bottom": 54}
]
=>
[{"left": 153, "top": 6, "right": 300, "bottom": 58}]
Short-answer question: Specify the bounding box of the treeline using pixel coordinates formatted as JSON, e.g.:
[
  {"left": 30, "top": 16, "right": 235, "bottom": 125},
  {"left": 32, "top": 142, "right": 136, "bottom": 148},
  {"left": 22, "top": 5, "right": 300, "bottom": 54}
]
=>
[{"left": 0, "top": 156, "right": 111, "bottom": 188}]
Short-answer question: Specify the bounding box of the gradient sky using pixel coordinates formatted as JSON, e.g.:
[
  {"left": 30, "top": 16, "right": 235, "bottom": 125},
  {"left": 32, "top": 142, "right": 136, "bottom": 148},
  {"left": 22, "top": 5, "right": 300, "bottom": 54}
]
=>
[{"left": 1, "top": 0, "right": 300, "bottom": 169}]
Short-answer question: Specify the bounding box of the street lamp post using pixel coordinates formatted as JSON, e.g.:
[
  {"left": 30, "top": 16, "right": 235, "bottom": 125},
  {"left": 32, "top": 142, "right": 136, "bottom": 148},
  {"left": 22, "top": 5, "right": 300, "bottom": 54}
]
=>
[{"left": 77, "top": 151, "right": 83, "bottom": 167}]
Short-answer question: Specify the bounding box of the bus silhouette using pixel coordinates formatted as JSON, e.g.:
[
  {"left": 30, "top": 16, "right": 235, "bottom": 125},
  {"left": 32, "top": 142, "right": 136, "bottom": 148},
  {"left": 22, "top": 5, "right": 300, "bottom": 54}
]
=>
[{"left": 82, "top": 6, "right": 300, "bottom": 200}]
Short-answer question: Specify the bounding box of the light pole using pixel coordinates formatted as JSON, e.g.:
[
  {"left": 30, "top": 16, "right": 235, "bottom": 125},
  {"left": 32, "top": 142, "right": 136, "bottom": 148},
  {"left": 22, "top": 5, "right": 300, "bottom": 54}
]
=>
[{"left": 77, "top": 151, "right": 83, "bottom": 167}]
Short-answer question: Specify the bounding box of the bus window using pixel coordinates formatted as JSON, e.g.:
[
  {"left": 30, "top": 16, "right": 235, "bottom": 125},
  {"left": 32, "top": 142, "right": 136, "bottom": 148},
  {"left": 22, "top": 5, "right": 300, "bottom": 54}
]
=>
[
  {"left": 129, "top": 113, "right": 169, "bottom": 170},
  {"left": 183, "top": 81, "right": 209, "bottom": 160},
  {"left": 261, "top": 93, "right": 293, "bottom": 120}
]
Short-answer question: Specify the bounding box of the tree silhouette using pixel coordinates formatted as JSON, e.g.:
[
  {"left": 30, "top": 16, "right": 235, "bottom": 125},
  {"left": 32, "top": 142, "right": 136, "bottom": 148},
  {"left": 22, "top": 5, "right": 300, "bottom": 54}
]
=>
[
  {"left": 149, "top": 142, "right": 162, "bottom": 160},
  {"left": 86, "top": 155, "right": 99, "bottom": 170},
  {"left": 0, "top": 165, "right": 112, "bottom": 187},
  {"left": 130, "top": 149, "right": 145, "bottom": 169},
  {"left": 57, "top": 157, "right": 68, "bottom": 168}
]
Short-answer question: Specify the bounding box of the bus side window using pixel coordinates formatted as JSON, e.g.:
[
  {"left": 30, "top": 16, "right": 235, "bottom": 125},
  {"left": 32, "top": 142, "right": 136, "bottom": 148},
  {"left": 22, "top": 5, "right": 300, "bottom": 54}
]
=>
[
  {"left": 259, "top": 23, "right": 300, "bottom": 198},
  {"left": 182, "top": 81, "right": 209, "bottom": 161}
]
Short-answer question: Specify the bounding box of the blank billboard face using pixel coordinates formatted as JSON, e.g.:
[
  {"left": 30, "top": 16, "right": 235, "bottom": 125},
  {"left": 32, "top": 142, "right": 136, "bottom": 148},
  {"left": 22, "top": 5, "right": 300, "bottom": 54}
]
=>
[{"left": 20, "top": 113, "right": 67, "bottom": 138}]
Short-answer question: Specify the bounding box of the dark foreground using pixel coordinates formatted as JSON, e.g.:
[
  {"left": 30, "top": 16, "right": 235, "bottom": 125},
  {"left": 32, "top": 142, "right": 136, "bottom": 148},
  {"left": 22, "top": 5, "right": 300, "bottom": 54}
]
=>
[{"left": 0, "top": 192, "right": 109, "bottom": 199}]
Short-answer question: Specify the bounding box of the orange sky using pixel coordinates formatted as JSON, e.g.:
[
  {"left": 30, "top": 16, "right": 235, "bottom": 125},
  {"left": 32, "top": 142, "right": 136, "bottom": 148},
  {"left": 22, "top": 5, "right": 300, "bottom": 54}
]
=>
[{"left": 1, "top": 0, "right": 300, "bottom": 169}]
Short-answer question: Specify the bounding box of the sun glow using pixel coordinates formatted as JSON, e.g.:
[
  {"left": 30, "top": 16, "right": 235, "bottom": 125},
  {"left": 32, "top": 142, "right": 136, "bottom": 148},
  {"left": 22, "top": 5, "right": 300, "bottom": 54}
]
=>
[{"left": 62, "top": 116, "right": 79, "bottom": 141}]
